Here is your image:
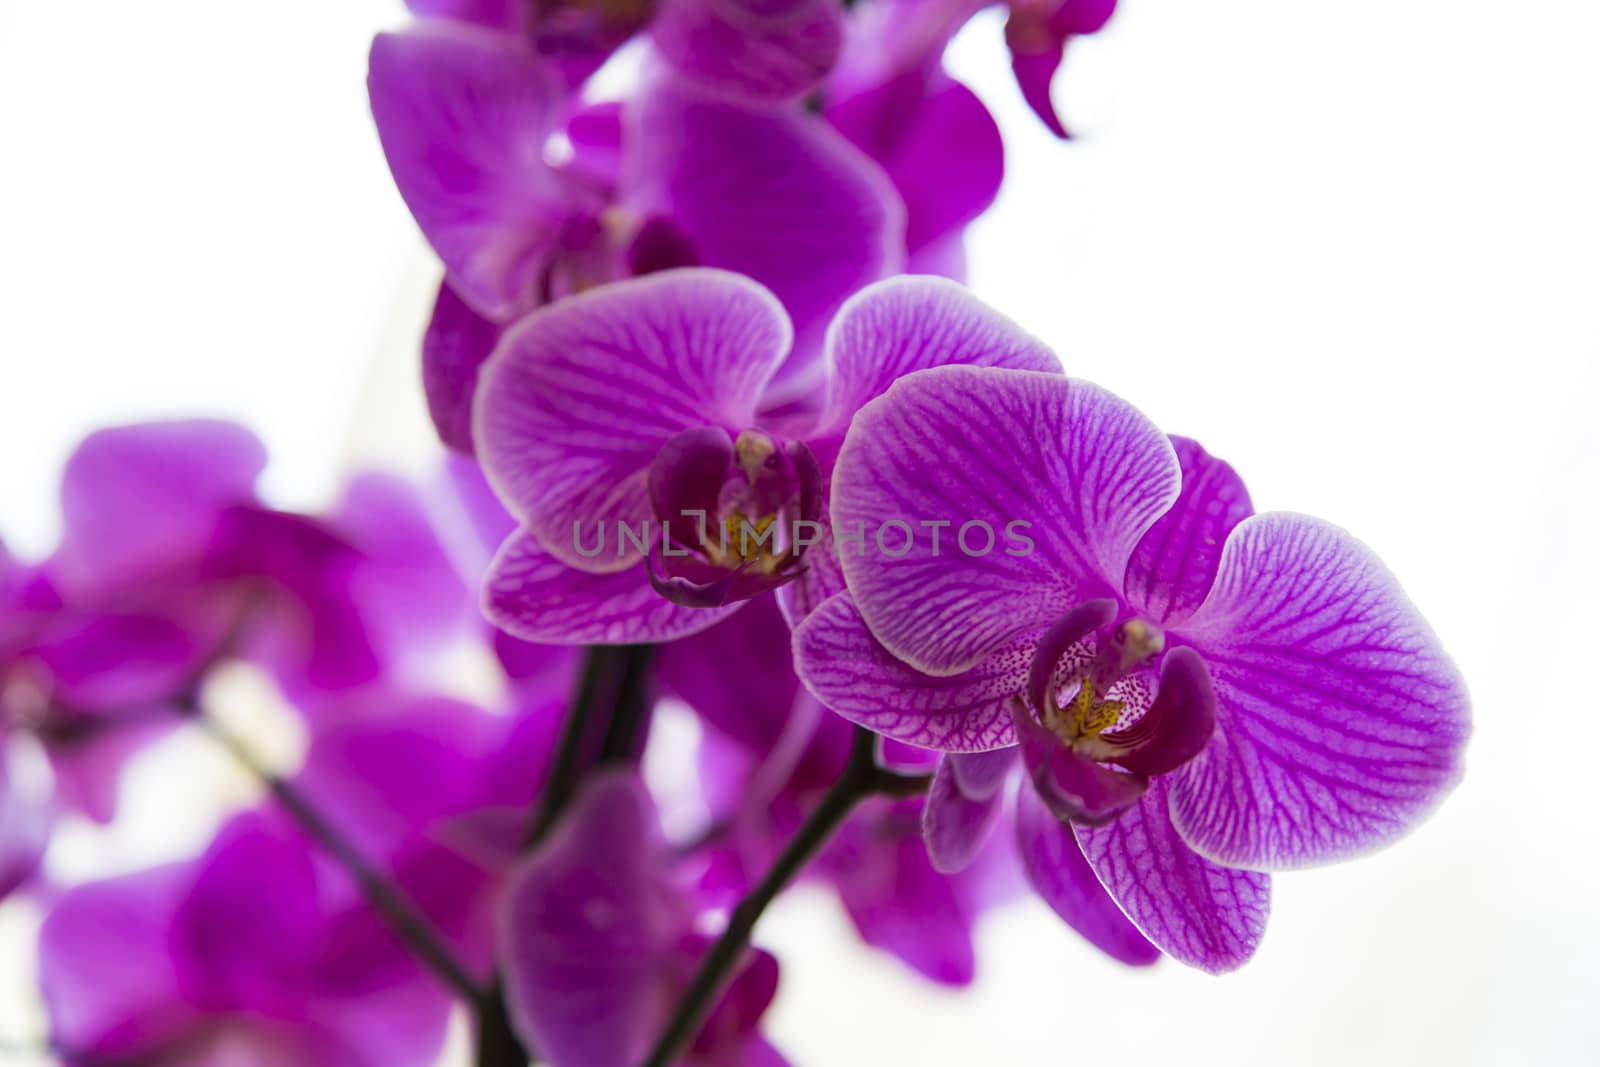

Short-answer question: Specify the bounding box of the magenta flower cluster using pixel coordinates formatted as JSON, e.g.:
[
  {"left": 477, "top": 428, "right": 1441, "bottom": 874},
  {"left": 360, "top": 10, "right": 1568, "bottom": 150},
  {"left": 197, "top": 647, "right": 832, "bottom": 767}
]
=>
[{"left": 1, "top": 1, "right": 1470, "bottom": 1066}]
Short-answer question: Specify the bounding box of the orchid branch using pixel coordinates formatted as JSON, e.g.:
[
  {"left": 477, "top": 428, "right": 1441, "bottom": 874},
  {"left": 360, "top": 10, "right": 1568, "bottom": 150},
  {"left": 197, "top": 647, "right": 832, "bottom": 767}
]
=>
[
  {"left": 639, "top": 726, "right": 930, "bottom": 1067},
  {"left": 198, "top": 714, "right": 484, "bottom": 1003}
]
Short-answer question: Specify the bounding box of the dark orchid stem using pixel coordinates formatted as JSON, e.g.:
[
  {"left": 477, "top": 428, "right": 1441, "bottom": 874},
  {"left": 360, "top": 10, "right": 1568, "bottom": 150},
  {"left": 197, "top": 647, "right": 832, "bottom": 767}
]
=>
[
  {"left": 596, "top": 644, "right": 656, "bottom": 765},
  {"left": 639, "top": 726, "right": 929, "bottom": 1067},
  {"left": 522, "top": 645, "right": 621, "bottom": 848},
  {"left": 198, "top": 715, "right": 484, "bottom": 1004}
]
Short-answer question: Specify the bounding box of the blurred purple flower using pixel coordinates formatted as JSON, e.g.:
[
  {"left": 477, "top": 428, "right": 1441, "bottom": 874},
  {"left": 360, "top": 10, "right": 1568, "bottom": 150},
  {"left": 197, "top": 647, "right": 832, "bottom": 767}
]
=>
[
  {"left": 0, "top": 423, "right": 473, "bottom": 850},
  {"left": 368, "top": 24, "right": 901, "bottom": 449},
  {"left": 796, "top": 365, "right": 1470, "bottom": 971},
  {"left": 39, "top": 813, "right": 453, "bottom": 1067},
  {"left": 499, "top": 769, "right": 787, "bottom": 1067},
  {"left": 659, "top": 597, "right": 1021, "bottom": 985},
  {"left": 407, "top": 0, "right": 843, "bottom": 100},
  {"left": 474, "top": 271, "right": 1058, "bottom": 644}
]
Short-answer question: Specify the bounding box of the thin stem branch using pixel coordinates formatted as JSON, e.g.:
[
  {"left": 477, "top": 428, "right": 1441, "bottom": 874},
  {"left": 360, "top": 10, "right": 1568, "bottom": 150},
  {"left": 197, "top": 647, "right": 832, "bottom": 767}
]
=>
[
  {"left": 199, "top": 715, "right": 483, "bottom": 1003},
  {"left": 638, "top": 727, "right": 929, "bottom": 1067}
]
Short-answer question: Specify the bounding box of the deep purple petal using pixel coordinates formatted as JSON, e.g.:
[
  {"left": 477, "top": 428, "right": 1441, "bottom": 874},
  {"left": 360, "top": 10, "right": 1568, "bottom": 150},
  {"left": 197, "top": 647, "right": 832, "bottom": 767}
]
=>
[
  {"left": 1075, "top": 782, "right": 1269, "bottom": 973},
  {"left": 1012, "top": 700, "right": 1148, "bottom": 825},
  {"left": 499, "top": 771, "right": 691, "bottom": 1067},
  {"left": 793, "top": 592, "right": 1032, "bottom": 751},
  {"left": 422, "top": 280, "right": 505, "bottom": 455},
  {"left": 1024, "top": 598, "right": 1115, "bottom": 716},
  {"left": 39, "top": 865, "right": 194, "bottom": 1059},
  {"left": 624, "top": 77, "right": 904, "bottom": 394},
  {"left": 474, "top": 269, "right": 792, "bottom": 570},
  {"left": 405, "top": 0, "right": 524, "bottom": 30},
  {"left": 55, "top": 420, "right": 265, "bottom": 595},
  {"left": 652, "top": 0, "right": 845, "bottom": 101},
  {"left": 170, "top": 814, "right": 321, "bottom": 1014},
  {"left": 827, "top": 71, "right": 1003, "bottom": 255},
  {"left": 1170, "top": 513, "right": 1471, "bottom": 869},
  {"left": 923, "top": 752, "right": 1010, "bottom": 874},
  {"left": 650, "top": 426, "right": 738, "bottom": 530},
  {"left": 1014, "top": 783, "right": 1159, "bottom": 966},
  {"left": 1100, "top": 646, "right": 1216, "bottom": 777},
  {"left": 1007, "top": 37, "right": 1069, "bottom": 138},
  {"left": 28, "top": 611, "right": 211, "bottom": 711},
  {"left": 484, "top": 531, "right": 739, "bottom": 644},
  {"left": 832, "top": 366, "right": 1180, "bottom": 674},
  {"left": 815, "top": 275, "right": 1059, "bottom": 435},
  {"left": 368, "top": 24, "right": 573, "bottom": 318},
  {"left": 831, "top": 799, "right": 978, "bottom": 985},
  {"left": 1122, "top": 436, "right": 1254, "bottom": 626}
]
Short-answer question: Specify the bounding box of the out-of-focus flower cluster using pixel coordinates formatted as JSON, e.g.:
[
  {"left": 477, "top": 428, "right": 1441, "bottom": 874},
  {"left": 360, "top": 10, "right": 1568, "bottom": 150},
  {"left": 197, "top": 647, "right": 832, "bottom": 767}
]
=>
[{"left": 2, "top": 0, "right": 1472, "bottom": 1065}]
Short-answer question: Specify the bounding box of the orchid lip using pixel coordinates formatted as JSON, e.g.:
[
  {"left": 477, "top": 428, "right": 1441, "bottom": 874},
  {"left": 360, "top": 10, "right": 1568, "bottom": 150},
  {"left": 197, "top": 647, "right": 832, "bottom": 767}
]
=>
[
  {"left": 643, "top": 426, "right": 821, "bottom": 608},
  {"left": 1020, "top": 602, "right": 1220, "bottom": 821}
]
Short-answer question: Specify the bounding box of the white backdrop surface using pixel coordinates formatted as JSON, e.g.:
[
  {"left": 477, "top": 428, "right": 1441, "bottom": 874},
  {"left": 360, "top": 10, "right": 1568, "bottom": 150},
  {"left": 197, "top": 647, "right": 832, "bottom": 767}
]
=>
[{"left": 2, "top": 0, "right": 1598, "bottom": 1064}]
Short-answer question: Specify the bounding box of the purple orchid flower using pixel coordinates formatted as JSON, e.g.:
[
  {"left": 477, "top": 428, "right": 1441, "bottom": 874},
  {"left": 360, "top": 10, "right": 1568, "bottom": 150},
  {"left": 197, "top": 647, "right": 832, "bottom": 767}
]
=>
[
  {"left": 406, "top": 0, "right": 844, "bottom": 101},
  {"left": 824, "top": 0, "right": 1003, "bottom": 278},
  {"left": 474, "top": 270, "right": 1059, "bottom": 644},
  {"left": 368, "top": 25, "right": 902, "bottom": 450},
  {"left": 40, "top": 811, "right": 456, "bottom": 1067},
  {"left": 794, "top": 364, "right": 1470, "bottom": 971},
  {"left": 657, "top": 595, "right": 1023, "bottom": 985},
  {"left": 1, "top": 422, "right": 474, "bottom": 842},
  {"left": 499, "top": 769, "right": 788, "bottom": 1067}
]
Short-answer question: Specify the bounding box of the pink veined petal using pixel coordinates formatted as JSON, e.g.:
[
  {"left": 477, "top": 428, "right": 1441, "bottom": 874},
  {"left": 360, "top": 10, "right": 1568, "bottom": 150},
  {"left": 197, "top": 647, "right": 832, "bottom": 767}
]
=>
[
  {"left": 368, "top": 23, "right": 573, "bottom": 319},
  {"left": 498, "top": 771, "right": 691, "bottom": 1067},
  {"left": 1169, "top": 513, "right": 1471, "bottom": 870},
  {"left": 422, "top": 280, "right": 505, "bottom": 455},
  {"left": 1075, "top": 781, "right": 1270, "bottom": 974},
  {"left": 832, "top": 365, "right": 1180, "bottom": 675},
  {"left": 55, "top": 420, "right": 266, "bottom": 595},
  {"left": 623, "top": 76, "right": 904, "bottom": 396},
  {"left": 813, "top": 275, "right": 1060, "bottom": 436},
  {"left": 484, "top": 530, "right": 739, "bottom": 645},
  {"left": 827, "top": 70, "right": 1003, "bottom": 257},
  {"left": 474, "top": 269, "right": 793, "bottom": 571},
  {"left": 923, "top": 751, "right": 1013, "bottom": 873},
  {"left": 651, "top": 0, "right": 845, "bottom": 101},
  {"left": 1122, "top": 435, "right": 1254, "bottom": 627},
  {"left": 1013, "top": 783, "right": 1159, "bottom": 967},
  {"left": 793, "top": 592, "right": 1033, "bottom": 752}
]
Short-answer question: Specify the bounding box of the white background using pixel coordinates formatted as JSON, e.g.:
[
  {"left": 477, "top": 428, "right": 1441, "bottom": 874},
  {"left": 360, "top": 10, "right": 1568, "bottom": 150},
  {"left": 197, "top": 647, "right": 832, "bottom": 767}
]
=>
[{"left": 3, "top": 0, "right": 1599, "bottom": 1064}]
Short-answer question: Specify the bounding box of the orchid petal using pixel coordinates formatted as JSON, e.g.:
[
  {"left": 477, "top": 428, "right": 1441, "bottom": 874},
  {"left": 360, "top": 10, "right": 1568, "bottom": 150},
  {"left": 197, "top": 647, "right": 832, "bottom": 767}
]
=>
[
  {"left": 1012, "top": 700, "right": 1148, "bottom": 825},
  {"left": 815, "top": 275, "right": 1060, "bottom": 436},
  {"left": 827, "top": 71, "right": 1003, "bottom": 256},
  {"left": 832, "top": 366, "right": 1180, "bottom": 674},
  {"left": 1100, "top": 646, "right": 1217, "bottom": 777},
  {"left": 368, "top": 24, "right": 571, "bottom": 318},
  {"left": 1170, "top": 513, "right": 1471, "bottom": 869},
  {"left": 499, "top": 771, "right": 690, "bottom": 1067},
  {"left": 475, "top": 269, "right": 792, "bottom": 571},
  {"left": 1122, "top": 436, "right": 1253, "bottom": 626},
  {"left": 624, "top": 77, "right": 904, "bottom": 393},
  {"left": 923, "top": 752, "right": 1011, "bottom": 873},
  {"left": 1014, "top": 784, "right": 1159, "bottom": 966},
  {"left": 55, "top": 420, "right": 265, "bottom": 595},
  {"left": 422, "top": 280, "right": 504, "bottom": 455},
  {"left": 485, "top": 530, "right": 738, "bottom": 644},
  {"left": 652, "top": 0, "right": 845, "bottom": 101},
  {"left": 1076, "top": 782, "right": 1269, "bottom": 973},
  {"left": 793, "top": 592, "right": 1032, "bottom": 751}
]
